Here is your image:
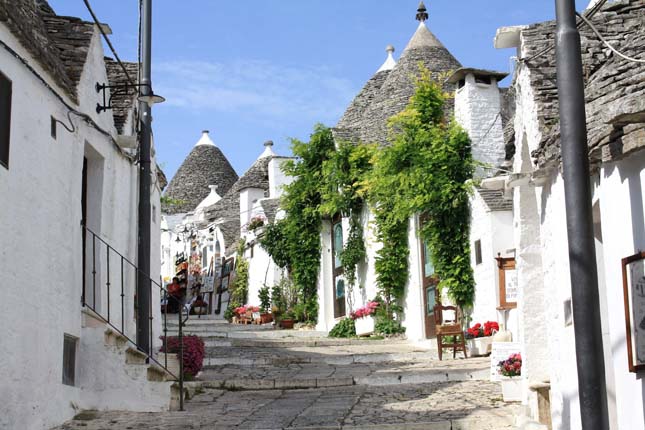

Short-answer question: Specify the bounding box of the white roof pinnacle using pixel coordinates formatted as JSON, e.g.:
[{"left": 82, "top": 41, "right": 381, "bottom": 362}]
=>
[
  {"left": 377, "top": 45, "right": 397, "bottom": 73},
  {"left": 195, "top": 130, "right": 216, "bottom": 147},
  {"left": 260, "top": 140, "right": 276, "bottom": 158},
  {"left": 195, "top": 184, "right": 221, "bottom": 211}
]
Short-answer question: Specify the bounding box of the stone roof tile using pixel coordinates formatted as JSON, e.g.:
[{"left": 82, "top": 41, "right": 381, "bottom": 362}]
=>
[
  {"left": 0, "top": 0, "right": 78, "bottom": 100},
  {"left": 105, "top": 58, "right": 139, "bottom": 134},
  {"left": 41, "top": 14, "right": 94, "bottom": 89},
  {"left": 163, "top": 136, "right": 239, "bottom": 214},
  {"left": 477, "top": 188, "right": 512, "bottom": 212},
  {"left": 522, "top": 0, "right": 645, "bottom": 168}
]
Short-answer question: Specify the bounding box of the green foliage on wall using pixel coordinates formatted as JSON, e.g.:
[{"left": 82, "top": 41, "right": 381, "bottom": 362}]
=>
[
  {"left": 225, "top": 239, "right": 249, "bottom": 321},
  {"left": 320, "top": 140, "right": 374, "bottom": 302},
  {"left": 260, "top": 124, "right": 336, "bottom": 322},
  {"left": 367, "top": 67, "right": 476, "bottom": 308}
]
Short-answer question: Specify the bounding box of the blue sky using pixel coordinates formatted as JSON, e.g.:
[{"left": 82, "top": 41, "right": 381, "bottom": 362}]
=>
[{"left": 51, "top": 0, "right": 591, "bottom": 180}]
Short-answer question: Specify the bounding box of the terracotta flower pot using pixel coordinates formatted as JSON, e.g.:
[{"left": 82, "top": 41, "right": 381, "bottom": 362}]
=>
[
  {"left": 280, "top": 319, "right": 295, "bottom": 329},
  {"left": 260, "top": 313, "right": 273, "bottom": 324}
]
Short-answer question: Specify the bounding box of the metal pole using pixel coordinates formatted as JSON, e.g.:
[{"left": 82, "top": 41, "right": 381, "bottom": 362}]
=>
[
  {"left": 554, "top": 2, "right": 608, "bottom": 429},
  {"left": 136, "top": 0, "right": 153, "bottom": 354}
]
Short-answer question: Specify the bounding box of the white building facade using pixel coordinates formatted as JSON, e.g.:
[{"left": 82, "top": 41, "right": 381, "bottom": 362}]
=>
[{"left": 0, "top": 3, "right": 168, "bottom": 429}]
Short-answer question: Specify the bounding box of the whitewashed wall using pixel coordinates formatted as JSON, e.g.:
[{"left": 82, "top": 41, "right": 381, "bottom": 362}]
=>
[
  {"left": 596, "top": 152, "right": 645, "bottom": 430},
  {"left": 469, "top": 192, "right": 516, "bottom": 335},
  {"left": 0, "top": 23, "right": 163, "bottom": 430},
  {"left": 454, "top": 73, "right": 506, "bottom": 177}
]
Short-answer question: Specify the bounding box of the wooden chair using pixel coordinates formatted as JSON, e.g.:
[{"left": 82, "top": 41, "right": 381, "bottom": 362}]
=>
[{"left": 434, "top": 304, "right": 468, "bottom": 360}]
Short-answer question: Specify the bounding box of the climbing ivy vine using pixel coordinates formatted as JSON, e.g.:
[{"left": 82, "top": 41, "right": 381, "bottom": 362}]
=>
[
  {"left": 320, "top": 140, "right": 374, "bottom": 309},
  {"left": 367, "top": 67, "right": 476, "bottom": 308},
  {"left": 260, "top": 124, "right": 336, "bottom": 322},
  {"left": 224, "top": 239, "right": 250, "bottom": 321},
  {"left": 262, "top": 67, "right": 476, "bottom": 326}
]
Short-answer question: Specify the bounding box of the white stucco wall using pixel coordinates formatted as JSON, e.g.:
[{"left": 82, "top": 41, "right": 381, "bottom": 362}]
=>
[
  {"left": 0, "top": 23, "right": 163, "bottom": 430},
  {"left": 469, "top": 192, "right": 517, "bottom": 336},
  {"left": 268, "top": 157, "right": 293, "bottom": 198},
  {"left": 454, "top": 73, "right": 506, "bottom": 177},
  {"left": 597, "top": 152, "right": 645, "bottom": 430}
]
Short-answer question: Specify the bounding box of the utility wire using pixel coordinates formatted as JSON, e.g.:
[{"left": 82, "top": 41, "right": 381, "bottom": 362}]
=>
[
  {"left": 0, "top": 38, "right": 131, "bottom": 159},
  {"left": 82, "top": 0, "right": 136, "bottom": 86},
  {"left": 576, "top": 12, "right": 645, "bottom": 64},
  {"left": 519, "top": 0, "right": 608, "bottom": 63}
]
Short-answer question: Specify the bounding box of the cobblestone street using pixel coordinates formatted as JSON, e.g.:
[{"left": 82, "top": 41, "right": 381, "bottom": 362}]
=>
[{"left": 53, "top": 318, "right": 519, "bottom": 429}]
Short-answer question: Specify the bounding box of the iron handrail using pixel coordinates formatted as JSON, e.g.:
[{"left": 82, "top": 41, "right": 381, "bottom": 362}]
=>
[{"left": 81, "top": 224, "right": 185, "bottom": 411}]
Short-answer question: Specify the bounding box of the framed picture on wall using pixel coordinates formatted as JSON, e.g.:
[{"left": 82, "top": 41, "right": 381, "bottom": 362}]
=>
[
  {"left": 622, "top": 251, "right": 645, "bottom": 373},
  {"left": 496, "top": 255, "right": 517, "bottom": 310}
]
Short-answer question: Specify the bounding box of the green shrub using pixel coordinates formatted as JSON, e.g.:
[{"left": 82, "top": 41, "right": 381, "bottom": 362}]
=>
[
  {"left": 374, "top": 317, "right": 406, "bottom": 335},
  {"left": 329, "top": 317, "right": 356, "bottom": 338}
]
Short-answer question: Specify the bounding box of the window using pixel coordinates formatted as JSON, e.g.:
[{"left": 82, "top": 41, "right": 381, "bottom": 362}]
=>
[
  {"left": 331, "top": 215, "right": 346, "bottom": 318},
  {"left": 51, "top": 116, "right": 57, "bottom": 139},
  {"left": 458, "top": 79, "right": 466, "bottom": 89},
  {"left": 0, "top": 71, "right": 12, "bottom": 169},
  {"left": 474, "top": 75, "right": 492, "bottom": 85},
  {"left": 474, "top": 240, "right": 482, "bottom": 265},
  {"left": 62, "top": 334, "right": 78, "bottom": 386}
]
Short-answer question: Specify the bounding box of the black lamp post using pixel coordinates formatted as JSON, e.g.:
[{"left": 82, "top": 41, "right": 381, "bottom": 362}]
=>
[{"left": 554, "top": 1, "right": 609, "bottom": 428}]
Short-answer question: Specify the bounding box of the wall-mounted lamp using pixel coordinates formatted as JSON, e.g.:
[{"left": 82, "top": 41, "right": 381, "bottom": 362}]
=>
[{"left": 95, "top": 82, "right": 165, "bottom": 114}]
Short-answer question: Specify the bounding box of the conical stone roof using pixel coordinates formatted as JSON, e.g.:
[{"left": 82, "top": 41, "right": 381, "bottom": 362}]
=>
[
  {"left": 203, "top": 143, "right": 275, "bottom": 254},
  {"left": 357, "top": 21, "right": 461, "bottom": 145},
  {"left": 334, "top": 46, "right": 395, "bottom": 142},
  {"left": 339, "top": 4, "right": 461, "bottom": 147},
  {"left": 162, "top": 131, "right": 238, "bottom": 214}
]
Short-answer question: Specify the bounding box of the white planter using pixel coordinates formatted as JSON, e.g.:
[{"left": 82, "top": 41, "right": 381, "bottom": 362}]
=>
[
  {"left": 355, "top": 316, "right": 375, "bottom": 336},
  {"left": 501, "top": 378, "right": 522, "bottom": 402},
  {"left": 467, "top": 336, "right": 493, "bottom": 356}
]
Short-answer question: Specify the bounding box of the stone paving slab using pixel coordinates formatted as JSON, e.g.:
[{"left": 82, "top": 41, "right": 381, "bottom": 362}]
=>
[{"left": 52, "top": 382, "right": 518, "bottom": 430}]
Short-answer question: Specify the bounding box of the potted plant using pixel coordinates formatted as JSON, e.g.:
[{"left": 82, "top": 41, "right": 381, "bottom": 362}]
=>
[
  {"left": 191, "top": 296, "right": 207, "bottom": 316},
  {"left": 245, "top": 215, "right": 266, "bottom": 233},
  {"left": 465, "top": 321, "right": 498, "bottom": 356},
  {"left": 258, "top": 286, "right": 273, "bottom": 324},
  {"left": 280, "top": 309, "right": 295, "bottom": 329},
  {"left": 498, "top": 353, "right": 522, "bottom": 402},
  {"left": 351, "top": 301, "right": 379, "bottom": 336}
]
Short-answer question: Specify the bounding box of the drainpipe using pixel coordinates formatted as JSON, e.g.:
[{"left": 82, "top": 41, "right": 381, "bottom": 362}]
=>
[
  {"left": 554, "top": 1, "right": 608, "bottom": 429},
  {"left": 136, "top": 0, "right": 153, "bottom": 354}
]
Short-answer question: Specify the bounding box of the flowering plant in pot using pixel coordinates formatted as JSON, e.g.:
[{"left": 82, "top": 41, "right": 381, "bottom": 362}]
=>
[
  {"left": 465, "top": 321, "right": 498, "bottom": 356},
  {"left": 244, "top": 215, "right": 266, "bottom": 232},
  {"left": 192, "top": 296, "right": 207, "bottom": 315},
  {"left": 350, "top": 301, "right": 379, "bottom": 336},
  {"left": 498, "top": 353, "right": 522, "bottom": 402},
  {"left": 159, "top": 335, "right": 205, "bottom": 380}
]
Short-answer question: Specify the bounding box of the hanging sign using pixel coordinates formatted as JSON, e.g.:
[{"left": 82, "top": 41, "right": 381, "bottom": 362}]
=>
[
  {"left": 203, "top": 275, "right": 215, "bottom": 293},
  {"left": 622, "top": 251, "right": 645, "bottom": 372}
]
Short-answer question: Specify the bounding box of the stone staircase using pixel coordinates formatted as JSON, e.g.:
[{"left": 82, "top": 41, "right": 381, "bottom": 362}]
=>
[
  {"left": 167, "top": 315, "right": 490, "bottom": 393},
  {"left": 81, "top": 309, "right": 182, "bottom": 411}
]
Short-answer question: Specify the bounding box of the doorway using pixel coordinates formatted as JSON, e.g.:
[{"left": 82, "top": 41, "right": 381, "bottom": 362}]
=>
[
  {"left": 81, "top": 147, "right": 104, "bottom": 311},
  {"left": 420, "top": 216, "right": 438, "bottom": 338},
  {"left": 332, "top": 214, "right": 346, "bottom": 318}
]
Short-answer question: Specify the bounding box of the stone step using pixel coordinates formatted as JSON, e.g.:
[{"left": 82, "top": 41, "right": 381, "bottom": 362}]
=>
[
  {"left": 165, "top": 320, "right": 269, "bottom": 329},
  {"left": 164, "top": 329, "right": 328, "bottom": 339},
  {"left": 218, "top": 338, "right": 407, "bottom": 348},
  {"left": 203, "top": 351, "right": 435, "bottom": 367},
  {"left": 193, "top": 360, "right": 489, "bottom": 391}
]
